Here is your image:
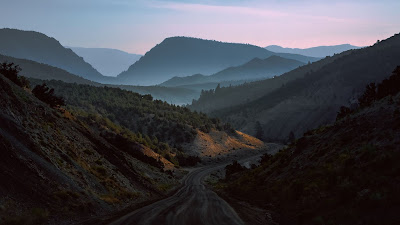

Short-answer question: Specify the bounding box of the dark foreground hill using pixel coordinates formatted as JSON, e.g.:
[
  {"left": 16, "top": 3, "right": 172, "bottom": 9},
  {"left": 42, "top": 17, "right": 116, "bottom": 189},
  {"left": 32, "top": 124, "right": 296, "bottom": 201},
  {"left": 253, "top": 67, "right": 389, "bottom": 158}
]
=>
[
  {"left": 0, "top": 28, "right": 112, "bottom": 83},
  {"left": 217, "top": 71, "right": 400, "bottom": 224},
  {"left": 0, "top": 72, "right": 180, "bottom": 224},
  {"left": 117, "top": 37, "right": 318, "bottom": 85},
  {"left": 191, "top": 33, "right": 400, "bottom": 141}
]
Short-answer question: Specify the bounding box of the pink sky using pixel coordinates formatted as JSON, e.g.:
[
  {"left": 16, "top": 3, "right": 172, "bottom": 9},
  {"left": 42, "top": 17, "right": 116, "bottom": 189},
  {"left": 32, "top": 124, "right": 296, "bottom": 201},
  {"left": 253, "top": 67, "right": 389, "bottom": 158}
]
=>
[{"left": 1, "top": 0, "right": 399, "bottom": 54}]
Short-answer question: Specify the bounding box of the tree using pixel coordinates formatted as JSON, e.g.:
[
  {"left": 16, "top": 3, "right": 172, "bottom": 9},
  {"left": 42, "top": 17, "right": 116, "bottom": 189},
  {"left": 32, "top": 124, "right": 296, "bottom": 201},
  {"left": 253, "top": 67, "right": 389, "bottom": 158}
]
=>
[
  {"left": 225, "top": 160, "right": 245, "bottom": 179},
  {"left": 288, "top": 131, "right": 295, "bottom": 144},
  {"left": 0, "top": 62, "right": 30, "bottom": 88},
  {"left": 215, "top": 83, "right": 221, "bottom": 93},
  {"left": 255, "top": 121, "right": 264, "bottom": 140},
  {"left": 336, "top": 106, "right": 352, "bottom": 121},
  {"left": 32, "top": 83, "right": 65, "bottom": 108},
  {"left": 358, "top": 83, "right": 377, "bottom": 107}
]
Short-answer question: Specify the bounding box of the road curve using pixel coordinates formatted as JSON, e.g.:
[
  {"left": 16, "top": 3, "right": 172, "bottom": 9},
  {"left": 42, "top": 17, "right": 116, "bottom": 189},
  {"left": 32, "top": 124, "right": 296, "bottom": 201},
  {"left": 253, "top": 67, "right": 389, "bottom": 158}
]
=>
[{"left": 109, "top": 158, "right": 259, "bottom": 225}]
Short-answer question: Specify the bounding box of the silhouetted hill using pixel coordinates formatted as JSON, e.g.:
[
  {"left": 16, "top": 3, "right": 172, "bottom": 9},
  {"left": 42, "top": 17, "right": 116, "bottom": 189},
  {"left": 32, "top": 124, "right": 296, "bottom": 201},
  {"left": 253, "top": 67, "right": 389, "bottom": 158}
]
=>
[
  {"left": 0, "top": 53, "right": 199, "bottom": 105},
  {"left": 0, "top": 54, "right": 99, "bottom": 85},
  {"left": 117, "top": 37, "right": 318, "bottom": 85},
  {"left": 219, "top": 86, "right": 400, "bottom": 225},
  {"left": 161, "top": 56, "right": 305, "bottom": 87},
  {"left": 191, "top": 33, "right": 400, "bottom": 141},
  {"left": 0, "top": 28, "right": 113, "bottom": 83},
  {"left": 266, "top": 44, "right": 362, "bottom": 58},
  {"left": 69, "top": 47, "right": 142, "bottom": 76}
]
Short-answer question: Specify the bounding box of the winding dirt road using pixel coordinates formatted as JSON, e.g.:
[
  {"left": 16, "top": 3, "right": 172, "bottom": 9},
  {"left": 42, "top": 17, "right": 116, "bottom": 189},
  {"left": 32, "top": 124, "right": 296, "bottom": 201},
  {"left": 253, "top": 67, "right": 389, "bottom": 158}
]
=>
[{"left": 109, "top": 154, "right": 268, "bottom": 225}]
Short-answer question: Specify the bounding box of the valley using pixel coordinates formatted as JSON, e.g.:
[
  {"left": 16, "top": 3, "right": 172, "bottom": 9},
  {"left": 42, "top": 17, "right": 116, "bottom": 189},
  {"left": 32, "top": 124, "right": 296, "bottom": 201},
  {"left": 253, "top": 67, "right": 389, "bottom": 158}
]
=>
[{"left": 0, "top": 4, "right": 399, "bottom": 223}]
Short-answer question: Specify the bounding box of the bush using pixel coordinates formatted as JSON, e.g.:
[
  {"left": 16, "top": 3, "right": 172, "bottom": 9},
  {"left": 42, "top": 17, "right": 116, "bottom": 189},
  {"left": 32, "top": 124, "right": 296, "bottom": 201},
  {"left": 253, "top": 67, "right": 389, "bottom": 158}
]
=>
[
  {"left": 32, "top": 83, "right": 65, "bottom": 108},
  {"left": 0, "top": 62, "right": 30, "bottom": 88}
]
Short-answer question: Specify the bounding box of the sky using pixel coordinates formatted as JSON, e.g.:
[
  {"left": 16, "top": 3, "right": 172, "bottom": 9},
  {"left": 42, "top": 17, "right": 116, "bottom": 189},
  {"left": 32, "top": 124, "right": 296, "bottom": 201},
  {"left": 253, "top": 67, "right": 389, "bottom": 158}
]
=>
[{"left": 1, "top": 0, "right": 399, "bottom": 54}]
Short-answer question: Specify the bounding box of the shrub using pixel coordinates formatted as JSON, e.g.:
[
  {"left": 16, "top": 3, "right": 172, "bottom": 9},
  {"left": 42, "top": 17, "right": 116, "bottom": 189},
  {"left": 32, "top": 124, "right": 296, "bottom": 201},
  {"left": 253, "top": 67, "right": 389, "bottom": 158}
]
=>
[
  {"left": 32, "top": 83, "right": 65, "bottom": 108},
  {"left": 0, "top": 62, "right": 30, "bottom": 88}
]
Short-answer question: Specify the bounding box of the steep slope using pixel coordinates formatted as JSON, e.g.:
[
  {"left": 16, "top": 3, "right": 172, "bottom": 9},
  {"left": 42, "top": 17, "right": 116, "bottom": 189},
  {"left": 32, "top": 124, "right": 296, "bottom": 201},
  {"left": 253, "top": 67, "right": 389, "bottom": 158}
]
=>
[
  {"left": 190, "top": 50, "right": 351, "bottom": 113},
  {"left": 0, "top": 28, "right": 113, "bottom": 83},
  {"left": 266, "top": 44, "right": 362, "bottom": 58},
  {"left": 69, "top": 47, "right": 142, "bottom": 77},
  {"left": 0, "top": 73, "right": 178, "bottom": 224},
  {"left": 191, "top": 33, "right": 400, "bottom": 141},
  {"left": 0, "top": 54, "right": 99, "bottom": 85},
  {"left": 117, "top": 37, "right": 318, "bottom": 85},
  {"left": 28, "top": 79, "right": 260, "bottom": 160},
  {"left": 218, "top": 82, "right": 400, "bottom": 225},
  {"left": 161, "top": 56, "right": 305, "bottom": 87}
]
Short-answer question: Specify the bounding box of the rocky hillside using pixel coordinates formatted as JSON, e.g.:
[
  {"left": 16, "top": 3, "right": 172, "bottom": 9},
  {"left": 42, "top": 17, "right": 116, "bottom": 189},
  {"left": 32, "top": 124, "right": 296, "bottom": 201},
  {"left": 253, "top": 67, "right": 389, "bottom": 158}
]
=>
[
  {"left": 217, "top": 69, "right": 400, "bottom": 225},
  {"left": 0, "top": 72, "right": 180, "bottom": 224}
]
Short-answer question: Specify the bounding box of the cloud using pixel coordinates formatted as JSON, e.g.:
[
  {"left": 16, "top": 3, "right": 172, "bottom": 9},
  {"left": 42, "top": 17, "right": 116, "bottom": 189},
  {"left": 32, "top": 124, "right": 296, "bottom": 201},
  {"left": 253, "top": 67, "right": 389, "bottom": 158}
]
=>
[{"left": 148, "top": 1, "right": 349, "bottom": 23}]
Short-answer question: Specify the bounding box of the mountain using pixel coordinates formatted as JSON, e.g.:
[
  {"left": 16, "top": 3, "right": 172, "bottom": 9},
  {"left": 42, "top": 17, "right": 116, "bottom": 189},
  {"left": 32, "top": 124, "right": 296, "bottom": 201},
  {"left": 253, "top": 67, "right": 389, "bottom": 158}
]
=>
[
  {"left": 0, "top": 28, "right": 113, "bottom": 83},
  {"left": 0, "top": 54, "right": 99, "bottom": 85},
  {"left": 265, "top": 44, "right": 362, "bottom": 58},
  {"left": 69, "top": 47, "right": 142, "bottom": 77},
  {"left": 117, "top": 37, "right": 319, "bottom": 86},
  {"left": 0, "top": 53, "right": 199, "bottom": 105},
  {"left": 161, "top": 55, "right": 305, "bottom": 87},
  {"left": 218, "top": 79, "right": 400, "bottom": 224},
  {"left": 190, "top": 33, "right": 400, "bottom": 141}
]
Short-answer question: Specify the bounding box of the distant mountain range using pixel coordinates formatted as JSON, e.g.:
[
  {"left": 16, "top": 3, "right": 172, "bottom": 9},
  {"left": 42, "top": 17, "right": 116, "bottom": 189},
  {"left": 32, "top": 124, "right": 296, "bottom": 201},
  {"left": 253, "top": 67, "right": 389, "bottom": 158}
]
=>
[
  {"left": 117, "top": 37, "right": 319, "bottom": 85},
  {"left": 190, "top": 33, "right": 400, "bottom": 141},
  {"left": 265, "top": 44, "right": 362, "bottom": 58},
  {"left": 0, "top": 28, "right": 113, "bottom": 83},
  {"left": 69, "top": 47, "right": 142, "bottom": 77},
  {"left": 161, "top": 55, "right": 305, "bottom": 87}
]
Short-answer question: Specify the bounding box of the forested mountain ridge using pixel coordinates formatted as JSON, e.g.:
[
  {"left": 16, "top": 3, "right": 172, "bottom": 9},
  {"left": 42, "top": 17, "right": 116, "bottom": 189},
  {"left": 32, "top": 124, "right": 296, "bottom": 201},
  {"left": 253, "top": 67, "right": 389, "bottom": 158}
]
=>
[
  {"left": 0, "top": 28, "right": 113, "bottom": 83},
  {"left": 191, "top": 33, "right": 400, "bottom": 141},
  {"left": 218, "top": 68, "right": 400, "bottom": 225},
  {"left": 0, "top": 54, "right": 99, "bottom": 85},
  {"left": 160, "top": 55, "right": 305, "bottom": 87},
  {"left": 117, "top": 36, "right": 319, "bottom": 85}
]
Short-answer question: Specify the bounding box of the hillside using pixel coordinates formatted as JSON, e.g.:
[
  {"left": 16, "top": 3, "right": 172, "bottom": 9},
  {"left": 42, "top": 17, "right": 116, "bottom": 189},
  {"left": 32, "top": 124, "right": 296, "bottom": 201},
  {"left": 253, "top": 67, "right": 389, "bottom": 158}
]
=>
[
  {"left": 265, "top": 44, "right": 362, "bottom": 58},
  {"left": 69, "top": 47, "right": 142, "bottom": 77},
  {"left": 0, "top": 64, "right": 264, "bottom": 224},
  {"left": 28, "top": 79, "right": 259, "bottom": 158},
  {"left": 217, "top": 72, "right": 400, "bottom": 225},
  {"left": 161, "top": 56, "right": 304, "bottom": 87},
  {"left": 191, "top": 33, "right": 400, "bottom": 141},
  {"left": 117, "top": 37, "right": 318, "bottom": 85},
  {"left": 0, "top": 72, "right": 179, "bottom": 224},
  {"left": 0, "top": 54, "right": 99, "bottom": 85},
  {"left": 0, "top": 28, "right": 113, "bottom": 83}
]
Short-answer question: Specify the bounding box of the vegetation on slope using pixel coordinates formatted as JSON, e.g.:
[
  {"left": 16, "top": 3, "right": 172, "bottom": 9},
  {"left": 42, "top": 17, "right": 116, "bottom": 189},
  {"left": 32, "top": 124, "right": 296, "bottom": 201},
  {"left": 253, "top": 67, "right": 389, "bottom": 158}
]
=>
[
  {"left": 0, "top": 70, "right": 181, "bottom": 224},
  {"left": 218, "top": 68, "right": 400, "bottom": 225},
  {"left": 191, "top": 33, "right": 400, "bottom": 141},
  {"left": 28, "top": 79, "right": 234, "bottom": 159}
]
